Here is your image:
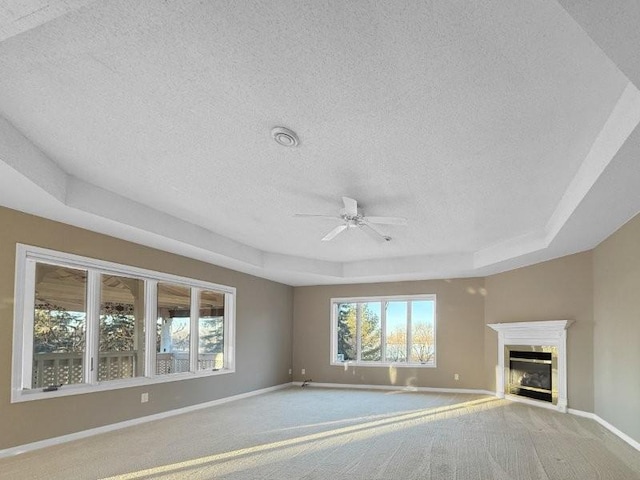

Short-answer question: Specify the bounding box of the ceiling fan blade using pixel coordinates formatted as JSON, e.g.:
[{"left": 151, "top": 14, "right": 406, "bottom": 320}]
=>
[
  {"left": 322, "top": 225, "right": 348, "bottom": 241},
  {"left": 363, "top": 215, "right": 408, "bottom": 226},
  {"left": 294, "top": 213, "right": 341, "bottom": 219},
  {"left": 342, "top": 196, "right": 358, "bottom": 217},
  {"left": 360, "top": 223, "right": 391, "bottom": 242}
]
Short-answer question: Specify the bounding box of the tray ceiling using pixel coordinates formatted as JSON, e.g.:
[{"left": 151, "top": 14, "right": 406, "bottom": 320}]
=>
[{"left": 1, "top": 0, "right": 640, "bottom": 285}]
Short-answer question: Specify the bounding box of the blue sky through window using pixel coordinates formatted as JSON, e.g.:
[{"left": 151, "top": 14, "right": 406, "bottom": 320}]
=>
[
  {"left": 412, "top": 300, "right": 434, "bottom": 325},
  {"left": 386, "top": 301, "right": 407, "bottom": 333}
]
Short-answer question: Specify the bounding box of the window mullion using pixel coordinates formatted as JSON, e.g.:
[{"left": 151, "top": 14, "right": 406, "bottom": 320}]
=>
[
  {"left": 190, "top": 288, "right": 200, "bottom": 372},
  {"left": 145, "top": 280, "right": 158, "bottom": 377},
  {"left": 85, "top": 270, "right": 101, "bottom": 385},
  {"left": 356, "top": 303, "right": 362, "bottom": 362},
  {"left": 406, "top": 301, "right": 412, "bottom": 364},
  {"left": 381, "top": 301, "right": 387, "bottom": 362}
]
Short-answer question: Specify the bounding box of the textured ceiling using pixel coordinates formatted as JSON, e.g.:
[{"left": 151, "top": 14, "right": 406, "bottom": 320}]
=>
[{"left": 1, "top": 1, "right": 639, "bottom": 286}]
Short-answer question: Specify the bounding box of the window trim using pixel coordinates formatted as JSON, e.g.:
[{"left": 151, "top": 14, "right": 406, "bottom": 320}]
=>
[
  {"left": 11, "top": 244, "right": 236, "bottom": 403},
  {"left": 329, "top": 294, "right": 437, "bottom": 368}
]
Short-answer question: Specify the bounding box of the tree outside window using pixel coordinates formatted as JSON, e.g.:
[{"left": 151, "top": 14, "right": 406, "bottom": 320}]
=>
[{"left": 334, "top": 296, "right": 435, "bottom": 366}]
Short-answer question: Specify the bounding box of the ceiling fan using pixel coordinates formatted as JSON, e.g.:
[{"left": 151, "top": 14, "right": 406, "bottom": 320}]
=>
[{"left": 295, "top": 196, "right": 408, "bottom": 242}]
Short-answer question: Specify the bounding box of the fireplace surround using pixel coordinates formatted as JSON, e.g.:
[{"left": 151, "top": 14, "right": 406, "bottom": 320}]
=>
[{"left": 487, "top": 320, "right": 573, "bottom": 412}]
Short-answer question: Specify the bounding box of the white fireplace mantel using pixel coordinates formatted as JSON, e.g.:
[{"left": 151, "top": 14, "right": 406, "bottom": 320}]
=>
[{"left": 488, "top": 320, "right": 574, "bottom": 412}]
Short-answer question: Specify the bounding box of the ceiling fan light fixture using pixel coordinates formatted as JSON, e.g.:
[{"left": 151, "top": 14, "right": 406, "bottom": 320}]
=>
[
  {"left": 271, "top": 126, "right": 299, "bottom": 147},
  {"left": 295, "top": 196, "right": 406, "bottom": 243}
]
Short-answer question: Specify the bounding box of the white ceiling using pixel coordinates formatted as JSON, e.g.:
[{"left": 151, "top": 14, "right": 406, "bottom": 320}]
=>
[{"left": 1, "top": 1, "right": 640, "bottom": 286}]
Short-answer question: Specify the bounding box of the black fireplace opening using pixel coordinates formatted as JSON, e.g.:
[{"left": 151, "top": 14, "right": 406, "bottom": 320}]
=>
[{"left": 509, "top": 350, "right": 552, "bottom": 402}]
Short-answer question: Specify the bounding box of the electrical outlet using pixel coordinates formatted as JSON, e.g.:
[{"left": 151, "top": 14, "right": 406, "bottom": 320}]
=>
[
  {"left": 288, "top": 368, "right": 292, "bottom": 375},
  {"left": 301, "top": 368, "right": 306, "bottom": 375},
  {"left": 454, "top": 373, "right": 460, "bottom": 381},
  {"left": 141, "top": 392, "right": 149, "bottom": 403}
]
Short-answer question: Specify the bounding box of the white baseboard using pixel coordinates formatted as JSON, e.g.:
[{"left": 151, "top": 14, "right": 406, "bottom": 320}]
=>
[
  {"left": 567, "top": 407, "right": 595, "bottom": 419},
  {"left": 292, "top": 381, "right": 494, "bottom": 396},
  {"left": 568, "top": 408, "right": 640, "bottom": 452},
  {"left": 0, "top": 382, "right": 292, "bottom": 458}
]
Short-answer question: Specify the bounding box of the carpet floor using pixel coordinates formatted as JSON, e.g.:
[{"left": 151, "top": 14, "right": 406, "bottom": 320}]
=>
[{"left": 1, "top": 387, "right": 639, "bottom": 479}]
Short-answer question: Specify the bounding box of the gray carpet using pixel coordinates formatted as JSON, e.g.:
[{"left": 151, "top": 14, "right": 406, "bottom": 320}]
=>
[{"left": 1, "top": 387, "right": 639, "bottom": 479}]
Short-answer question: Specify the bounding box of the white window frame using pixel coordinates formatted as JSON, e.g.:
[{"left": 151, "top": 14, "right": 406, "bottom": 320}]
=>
[
  {"left": 11, "top": 244, "right": 236, "bottom": 403},
  {"left": 330, "top": 294, "right": 437, "bottom": 368}
]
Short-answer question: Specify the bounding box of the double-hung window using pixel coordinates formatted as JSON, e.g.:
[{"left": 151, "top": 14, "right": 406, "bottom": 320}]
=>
[
  {"left": 12, "top": 244, "right": 235, "bottom": 402},
  {"left": 330, "top": 294, "right": 436, "bottom": 367}
]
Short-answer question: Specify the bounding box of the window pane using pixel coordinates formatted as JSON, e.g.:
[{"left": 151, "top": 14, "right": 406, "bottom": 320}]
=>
[
  {"left": 386, "top": 301, "right": 408, "bottom": 362},
  {"left": 32, "top": 264, "right": 87, "bottom": 388},
  {"left": 410, "top": 300, "right": 435, "bottom": 364},
  {"left": 98, "top": 274, "right": 145, "bottom": 381},
  {"left": 198, "top": 290, "right": 225, "bottom": 370},
  {"left": 336, "top": 303, "right": 357, "bottom": 361},
  {"left": 360, "top": 302, "right": 382, "bottom": 361},
  {"left": 156, "top": 283, "right": 191, "bottom": 374}
]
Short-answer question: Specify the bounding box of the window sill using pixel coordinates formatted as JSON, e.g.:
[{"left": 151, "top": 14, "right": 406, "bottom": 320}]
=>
[
  {"left": 330, "top": 361, "right": 436, "bottom": 368},
  {"left": 11, "top": 368, "right": 235, "bottom": 403}
]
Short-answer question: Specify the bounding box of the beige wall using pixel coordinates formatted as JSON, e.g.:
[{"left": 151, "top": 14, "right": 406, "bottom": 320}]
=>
[
  {"left": 293, "top": 278, "right": 486, "bottom": 389},
  {"left": 4, "top": 204, "right": 640, "bottom": 450},
  {"left": 593, "top": 214, "right": 640, "bottom": 442},
  {"left": 483, "top": 252, "right": 594, "bottom": 412},
  {"left": 0, "top": 207, "right": 293, "bottom": 449}
]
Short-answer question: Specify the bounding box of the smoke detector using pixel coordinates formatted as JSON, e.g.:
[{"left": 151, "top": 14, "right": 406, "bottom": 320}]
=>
[{"left": 271, "top": 127, "right": 299, "bottom": 147}]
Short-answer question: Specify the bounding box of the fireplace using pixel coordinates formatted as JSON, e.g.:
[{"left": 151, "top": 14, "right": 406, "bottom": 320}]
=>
[
  {"left": 487, "top": 320, "right": 572, "bottom": 412},
  {"left": 506, "top": 348, "right": 555, "bottom": 403}
]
